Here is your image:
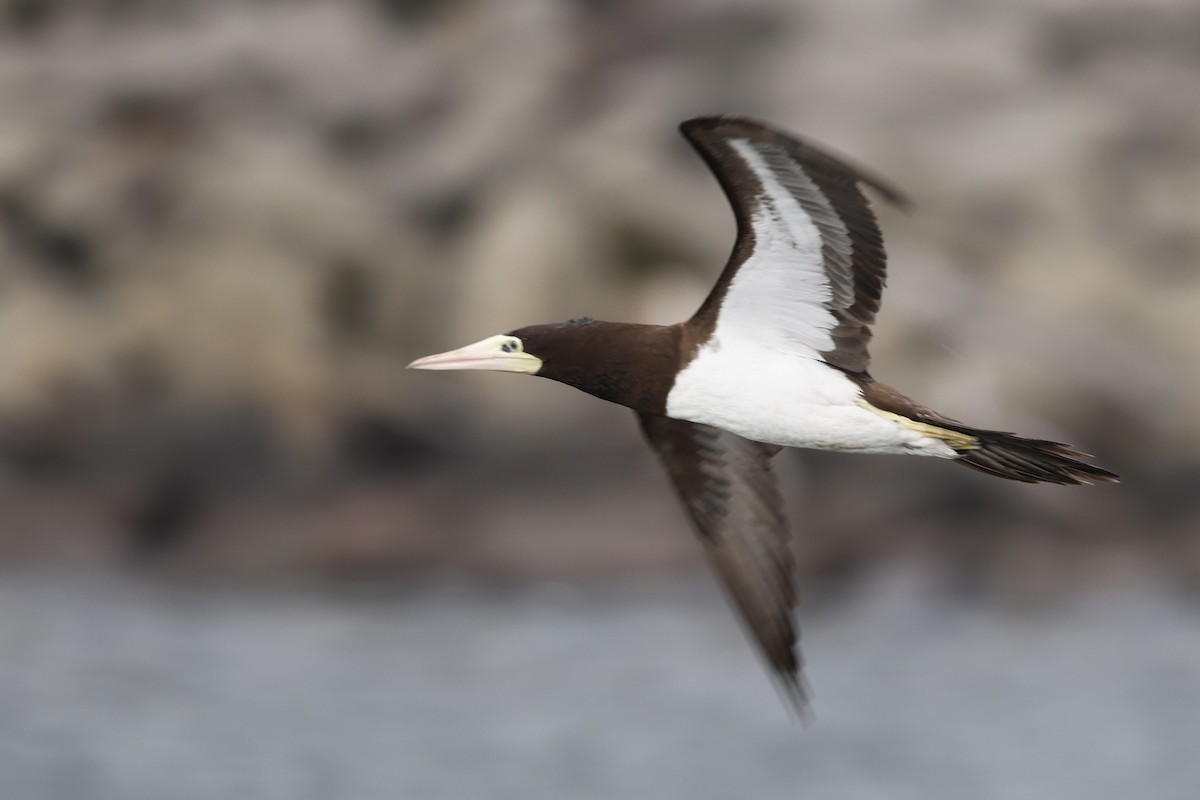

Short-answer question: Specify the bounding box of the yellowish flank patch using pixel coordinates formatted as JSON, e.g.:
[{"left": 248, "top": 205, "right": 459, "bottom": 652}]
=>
[{"left": 858, "top": 401, "right": 980, "bottom": 451}]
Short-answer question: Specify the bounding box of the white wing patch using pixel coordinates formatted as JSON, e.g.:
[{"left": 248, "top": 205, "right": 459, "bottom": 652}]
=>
[
  {"left": 667, "top": 138, "right": 928, "bottom": 453},
  {"left": 718, "top": 139, "right": 840, "bottom": 357}
]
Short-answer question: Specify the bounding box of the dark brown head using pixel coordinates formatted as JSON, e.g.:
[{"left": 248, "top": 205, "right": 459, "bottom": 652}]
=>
[{"left": 408, "top": 317, "right": 681, "bottom": 414}]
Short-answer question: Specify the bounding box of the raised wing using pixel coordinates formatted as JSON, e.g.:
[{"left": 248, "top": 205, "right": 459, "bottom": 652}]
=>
[
  {"left": 638, "top": 412, "right": 807, "bottom": 712},
  {"left": 681, "top": 115, "right": 911, "bottom": 374}
]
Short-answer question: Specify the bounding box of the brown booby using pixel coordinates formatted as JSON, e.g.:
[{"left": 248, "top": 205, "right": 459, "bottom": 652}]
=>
[{"left": 408, "top": 116, "right": 1119, "bottom": 711}]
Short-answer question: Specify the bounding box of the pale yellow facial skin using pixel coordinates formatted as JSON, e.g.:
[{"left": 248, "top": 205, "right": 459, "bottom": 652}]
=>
[{"left": 406, "top": 334, "right": 542, "bottom": 374}]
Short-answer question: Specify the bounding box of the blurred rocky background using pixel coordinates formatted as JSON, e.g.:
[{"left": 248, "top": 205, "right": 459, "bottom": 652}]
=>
[
  {"left": 0, "top": 0, "right": 1196, "bottom": 586},
  {"left": 0, "top": 1, "right": 1197, "bottom": 797}
]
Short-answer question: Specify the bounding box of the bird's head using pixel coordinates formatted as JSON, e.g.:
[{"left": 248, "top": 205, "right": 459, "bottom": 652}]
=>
[{"left": 408, "top": 318, "right": 676, "bottom": 413}]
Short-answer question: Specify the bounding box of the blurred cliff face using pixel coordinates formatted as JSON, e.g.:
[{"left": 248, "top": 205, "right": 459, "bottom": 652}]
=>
[{"left": 0, "top": 0, "right": 1195, "bottom": 580}]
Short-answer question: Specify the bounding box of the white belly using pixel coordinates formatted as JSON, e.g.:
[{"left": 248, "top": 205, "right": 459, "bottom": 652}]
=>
[{"left": 666, "top": 343, "right": 953, "bottom": 456}]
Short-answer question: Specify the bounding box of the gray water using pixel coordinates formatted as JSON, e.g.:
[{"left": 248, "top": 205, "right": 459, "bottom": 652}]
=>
[{"left": 1, "top": 566, "right": 1198, "bottom": 800}]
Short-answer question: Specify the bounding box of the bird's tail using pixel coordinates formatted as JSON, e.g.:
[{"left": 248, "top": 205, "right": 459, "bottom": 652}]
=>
[{"left": 930, "top": 420, "right": 1120, "bottom": 485}]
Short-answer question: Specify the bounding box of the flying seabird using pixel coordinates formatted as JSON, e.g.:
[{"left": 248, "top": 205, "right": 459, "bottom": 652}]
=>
[{"left": 408, "top": 116, "right": 1119, "bottom": 711}]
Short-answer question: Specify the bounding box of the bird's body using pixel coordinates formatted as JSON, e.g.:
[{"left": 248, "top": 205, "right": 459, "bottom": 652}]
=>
[{"left": 409, "top": 116, "right": 1118, "bottom": 712}]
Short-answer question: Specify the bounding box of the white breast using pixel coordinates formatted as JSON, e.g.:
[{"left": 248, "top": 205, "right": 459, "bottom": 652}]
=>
[{"left": 666, "top": 339, "right": 946, "bottom": 455}]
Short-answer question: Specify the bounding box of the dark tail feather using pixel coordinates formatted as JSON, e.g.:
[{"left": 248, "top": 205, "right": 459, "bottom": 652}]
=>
[{"left": 932, "top": 421, "right": 1120, "bottom": 485}]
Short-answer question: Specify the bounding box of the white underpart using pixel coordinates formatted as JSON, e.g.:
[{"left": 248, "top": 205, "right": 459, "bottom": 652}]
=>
[{"left": 667, "top": 139, "right": 953, "bottom": 457}]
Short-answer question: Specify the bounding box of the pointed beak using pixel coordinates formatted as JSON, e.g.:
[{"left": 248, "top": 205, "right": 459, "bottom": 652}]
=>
[
  {"left": 406, "top": 343, "right": 492, "bottom": 371},
  {"left": 406, "top": 335, "right": 541, "bottom": 374}
]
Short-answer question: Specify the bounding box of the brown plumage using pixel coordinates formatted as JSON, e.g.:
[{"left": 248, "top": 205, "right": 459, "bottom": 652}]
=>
[{"left": 638, "top": 414, "right": 806, "bottom": 711}]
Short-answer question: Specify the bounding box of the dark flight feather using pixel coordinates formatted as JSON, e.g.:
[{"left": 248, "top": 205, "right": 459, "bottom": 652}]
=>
[{"left": 638, "top": 412, "right": 809, "bottom": 713}]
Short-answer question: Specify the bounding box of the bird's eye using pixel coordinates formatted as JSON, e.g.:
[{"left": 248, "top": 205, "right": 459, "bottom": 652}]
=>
[{"left": 501, "top": 340, "right": 518, "bottom": 354}]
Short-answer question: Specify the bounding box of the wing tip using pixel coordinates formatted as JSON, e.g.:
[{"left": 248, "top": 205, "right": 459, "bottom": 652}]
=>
[
  {"left": 679, "top": 114, "right": 916, "bottom": 211},
  {"left": 777, "top": 668, "right": 815, "bottom": 724}
]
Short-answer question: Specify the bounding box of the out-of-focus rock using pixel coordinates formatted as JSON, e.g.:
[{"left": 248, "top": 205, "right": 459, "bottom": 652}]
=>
[{"left": 0, "top": 0, "right": 1194, "bottom": 584}]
